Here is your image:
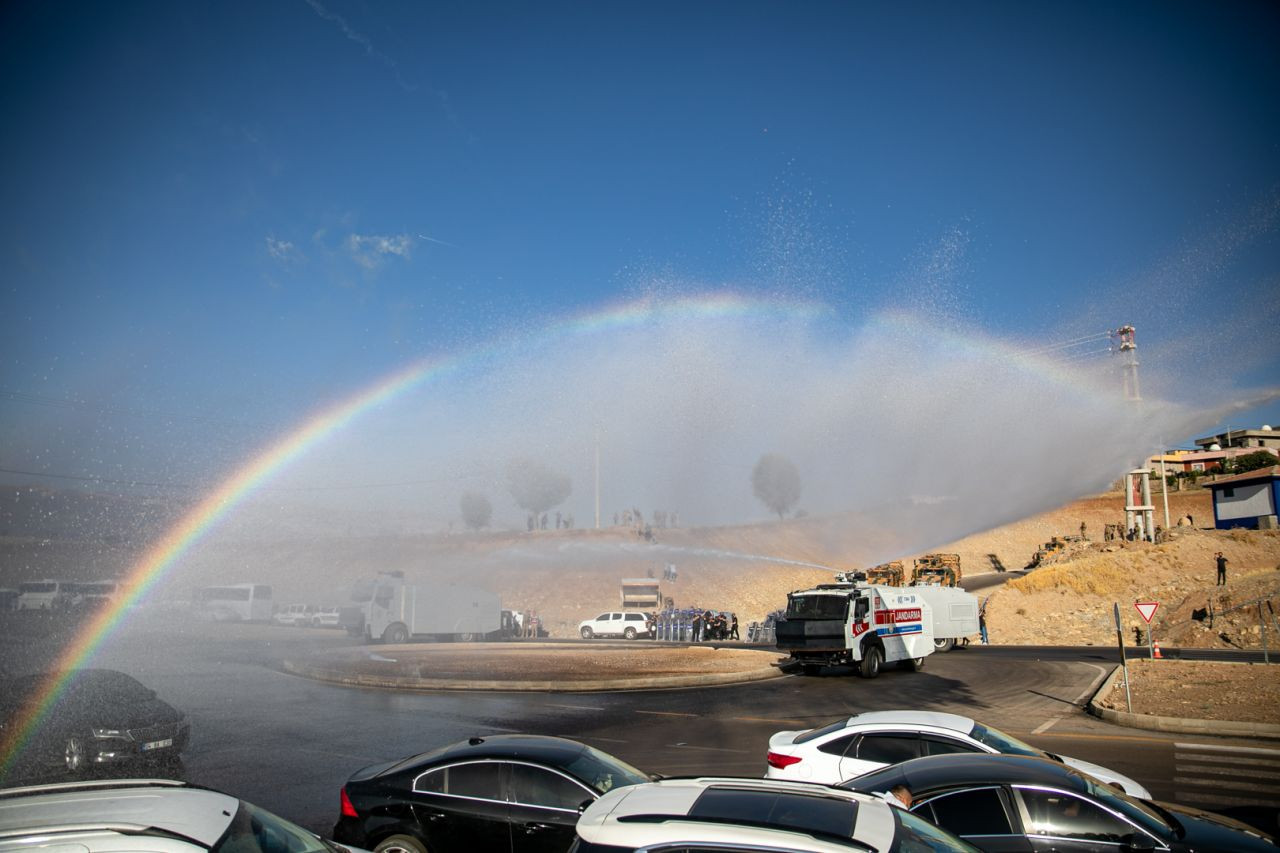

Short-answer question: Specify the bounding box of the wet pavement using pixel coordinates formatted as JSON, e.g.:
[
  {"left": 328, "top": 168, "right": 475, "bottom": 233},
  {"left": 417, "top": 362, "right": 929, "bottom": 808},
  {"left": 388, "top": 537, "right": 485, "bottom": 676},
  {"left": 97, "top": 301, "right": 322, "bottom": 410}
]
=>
[{"left": 1, "top": 609, "right": 1276, "bottom": 837}]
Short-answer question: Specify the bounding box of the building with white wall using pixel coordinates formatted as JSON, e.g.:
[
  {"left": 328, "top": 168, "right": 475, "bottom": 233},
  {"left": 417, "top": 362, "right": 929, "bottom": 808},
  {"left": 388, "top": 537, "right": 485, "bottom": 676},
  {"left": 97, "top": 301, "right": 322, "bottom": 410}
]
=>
[{"left": 1208, "top": 466, "right": 1280, "bottom": 530}]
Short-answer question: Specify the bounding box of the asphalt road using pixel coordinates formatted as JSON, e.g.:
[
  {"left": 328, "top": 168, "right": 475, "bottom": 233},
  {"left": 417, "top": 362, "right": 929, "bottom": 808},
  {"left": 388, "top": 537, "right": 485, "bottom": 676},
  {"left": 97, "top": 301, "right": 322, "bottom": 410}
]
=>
[{"left": 1, "top": 611, "right": 1276, "bottom": 838}]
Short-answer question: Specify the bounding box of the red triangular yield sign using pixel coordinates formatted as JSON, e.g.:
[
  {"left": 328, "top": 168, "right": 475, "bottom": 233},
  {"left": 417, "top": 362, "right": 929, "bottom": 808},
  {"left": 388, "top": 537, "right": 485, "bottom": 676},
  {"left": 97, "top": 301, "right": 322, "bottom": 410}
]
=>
[{"left": 1135, "top": 601, "right": 1159, "bottom": 623}]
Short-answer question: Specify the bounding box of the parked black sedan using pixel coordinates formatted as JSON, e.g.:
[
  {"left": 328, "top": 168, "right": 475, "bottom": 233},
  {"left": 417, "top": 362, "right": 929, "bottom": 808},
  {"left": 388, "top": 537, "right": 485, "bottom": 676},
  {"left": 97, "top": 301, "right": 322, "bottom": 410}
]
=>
[
  {"left": 334, "top": 734, "right": 655, "bottom": 853},
  {"left": 0, "top": 668, "right": 189, "bottom": 781},
  {"left": 841, "top": 753, "right": 1276, "bottom": 852}
]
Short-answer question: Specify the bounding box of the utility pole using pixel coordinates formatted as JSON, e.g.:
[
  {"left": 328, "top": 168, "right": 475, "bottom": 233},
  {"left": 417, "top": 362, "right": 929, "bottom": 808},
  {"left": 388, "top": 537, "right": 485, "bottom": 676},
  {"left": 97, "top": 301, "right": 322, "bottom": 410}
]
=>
[{"left": 1114, "top": 325, "right": 1153, "bottom": 540}]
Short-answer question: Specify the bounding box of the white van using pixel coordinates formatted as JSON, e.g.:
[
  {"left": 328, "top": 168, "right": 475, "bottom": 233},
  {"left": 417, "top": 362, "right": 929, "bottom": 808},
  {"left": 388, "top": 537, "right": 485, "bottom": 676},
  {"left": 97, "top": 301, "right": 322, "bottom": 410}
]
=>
[
  {"left": 16, "top": 580, "right": 70, "bottom": 611},
  {"left": 578, "top": 611, "right": 653, "bottom": 639}
]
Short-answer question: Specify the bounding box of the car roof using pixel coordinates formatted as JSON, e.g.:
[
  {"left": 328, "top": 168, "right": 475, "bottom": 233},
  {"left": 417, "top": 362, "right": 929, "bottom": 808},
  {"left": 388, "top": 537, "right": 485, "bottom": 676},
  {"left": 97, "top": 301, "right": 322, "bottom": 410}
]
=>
[
  {"left": 844, "top": 710, "right": 975, "bottom": 733},
  {"left": 577, "top": 777, "right": 897, "bottom": 852},
  {"left": 842, "top": 753, "right": 1091, "bottom": 795},
  {"left": 384, "top": 734, "right": 591, "bottom": 774},
  {"left": 0, "top": 780, "right": 235, "bottom": 846}
]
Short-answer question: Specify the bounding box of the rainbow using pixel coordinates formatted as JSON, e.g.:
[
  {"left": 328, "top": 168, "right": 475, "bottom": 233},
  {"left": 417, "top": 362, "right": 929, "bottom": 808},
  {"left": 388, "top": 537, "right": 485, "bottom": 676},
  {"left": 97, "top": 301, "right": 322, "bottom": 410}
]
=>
[{"left": 0, "top": 293, "right": 822, "bottom": 776}]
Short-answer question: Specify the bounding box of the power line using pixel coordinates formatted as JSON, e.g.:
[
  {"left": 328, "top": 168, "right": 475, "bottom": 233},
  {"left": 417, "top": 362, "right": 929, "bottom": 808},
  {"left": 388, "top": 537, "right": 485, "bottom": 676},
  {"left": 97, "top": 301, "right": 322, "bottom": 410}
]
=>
[
  {"left": 0, "top": 388, "right": 269, "bottom": 430},
  {"left": 0, "top": 466, "right": 486, "bottom": 493}
]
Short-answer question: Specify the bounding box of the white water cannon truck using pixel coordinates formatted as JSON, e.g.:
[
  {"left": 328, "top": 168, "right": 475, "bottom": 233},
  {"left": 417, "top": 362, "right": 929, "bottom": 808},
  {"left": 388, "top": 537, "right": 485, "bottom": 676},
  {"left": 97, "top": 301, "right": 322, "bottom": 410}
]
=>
[{"left": 775, "top": 572, "right": 979, "bottom": 677}]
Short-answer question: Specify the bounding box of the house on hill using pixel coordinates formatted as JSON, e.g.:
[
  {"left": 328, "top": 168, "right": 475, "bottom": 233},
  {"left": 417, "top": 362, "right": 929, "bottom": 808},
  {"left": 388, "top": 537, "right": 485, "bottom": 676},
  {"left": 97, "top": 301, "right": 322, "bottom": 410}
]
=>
[
  {"left": 1194, "top": 426, "right": 1279, "bottom": 450},
  {"left": 1207, "top": 466, "right": 1280, "bottom": 530}
]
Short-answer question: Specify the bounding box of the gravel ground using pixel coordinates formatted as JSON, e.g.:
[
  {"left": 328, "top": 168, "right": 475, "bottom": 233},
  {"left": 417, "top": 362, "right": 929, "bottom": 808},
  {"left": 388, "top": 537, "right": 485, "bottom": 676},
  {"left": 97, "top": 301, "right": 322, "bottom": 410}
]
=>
[{"left": 1095, "top": 659, "right": 1280, "bottom": 724}]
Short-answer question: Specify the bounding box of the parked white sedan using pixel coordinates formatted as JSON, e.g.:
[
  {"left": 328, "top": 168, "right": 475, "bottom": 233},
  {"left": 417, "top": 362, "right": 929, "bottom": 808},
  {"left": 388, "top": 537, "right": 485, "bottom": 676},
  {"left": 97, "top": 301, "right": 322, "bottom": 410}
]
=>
[{"left": 765, "top": 710, "right": 1151, "bottom": 798}]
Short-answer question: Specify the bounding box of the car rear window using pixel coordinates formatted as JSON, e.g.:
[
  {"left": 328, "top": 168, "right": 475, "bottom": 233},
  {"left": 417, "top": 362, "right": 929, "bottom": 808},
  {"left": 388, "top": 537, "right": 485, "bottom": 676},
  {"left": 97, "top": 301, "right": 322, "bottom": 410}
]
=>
[
  {"left": 564, "top": 744, "right": 652, "bottom": 793},
  {"left": 794, "top": 719, "right": 852, "bottom": 745},
  {"left": 212, "top": 800, "right": 331, "bottom": 853},
  {"left": 689, "top": 788, "right": 856, "bottom": 838}
]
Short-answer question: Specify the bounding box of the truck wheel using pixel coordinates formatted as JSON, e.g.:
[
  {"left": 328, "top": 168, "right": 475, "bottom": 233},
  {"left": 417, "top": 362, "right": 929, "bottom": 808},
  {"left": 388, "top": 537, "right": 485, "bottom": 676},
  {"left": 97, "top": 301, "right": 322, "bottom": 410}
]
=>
[
  {"left": 859, "top": 646, "right": 882, "bottom": 679},
  {"left": 580, "top": 627, "right": 594, "bottom": 639},
  {"left": 623, "top": 627, "right": 637, "bottom": 640},
  {"left": 457, "top": 632, "right": 477, "bottom": 642},
  {"left": 382, "top": 623, "right": 409, "bottom": 645},
  {"left": 933, "top": 637, "right": 955, "bottom": 653},
  {"left": 900, "top": 656, "right": 925, "bottom": 671}
]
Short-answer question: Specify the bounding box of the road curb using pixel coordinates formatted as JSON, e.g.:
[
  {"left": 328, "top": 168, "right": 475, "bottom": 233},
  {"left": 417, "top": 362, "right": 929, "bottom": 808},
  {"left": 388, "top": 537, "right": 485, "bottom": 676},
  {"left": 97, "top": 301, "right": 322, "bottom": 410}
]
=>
[{"left": 1086, "top": 663, "right": 1280, "bottom": 740}]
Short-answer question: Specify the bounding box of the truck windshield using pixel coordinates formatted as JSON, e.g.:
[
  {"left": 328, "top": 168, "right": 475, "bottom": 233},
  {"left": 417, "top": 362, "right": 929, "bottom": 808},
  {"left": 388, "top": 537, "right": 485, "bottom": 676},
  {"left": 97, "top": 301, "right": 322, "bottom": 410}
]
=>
[{"left": 785, "top": 594, "right": 848, "bottom": 620}]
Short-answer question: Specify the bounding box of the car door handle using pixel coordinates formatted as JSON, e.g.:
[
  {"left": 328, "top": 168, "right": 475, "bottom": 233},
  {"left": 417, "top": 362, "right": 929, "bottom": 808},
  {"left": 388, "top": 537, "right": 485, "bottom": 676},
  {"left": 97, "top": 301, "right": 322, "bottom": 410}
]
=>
[
  {"left": 522, "top": 822, "right": 553, "bottom": 834},
  {"left": 425, "top": 812, "right": 446, "bottom": 822}
]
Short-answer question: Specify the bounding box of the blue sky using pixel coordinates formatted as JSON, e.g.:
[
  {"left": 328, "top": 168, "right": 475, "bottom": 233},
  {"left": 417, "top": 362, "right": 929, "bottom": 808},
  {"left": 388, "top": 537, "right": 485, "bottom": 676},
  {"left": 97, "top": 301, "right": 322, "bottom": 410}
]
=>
[{"left": 2, "top": 0, "right": 1279, "bottom": 494}]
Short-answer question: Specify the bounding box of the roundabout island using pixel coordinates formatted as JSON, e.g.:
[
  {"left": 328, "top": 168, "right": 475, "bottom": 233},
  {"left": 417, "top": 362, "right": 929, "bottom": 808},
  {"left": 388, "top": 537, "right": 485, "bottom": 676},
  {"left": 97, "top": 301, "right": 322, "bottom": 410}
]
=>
[{"left": 282, "top": 641, "right": 787, "bottom": 692}]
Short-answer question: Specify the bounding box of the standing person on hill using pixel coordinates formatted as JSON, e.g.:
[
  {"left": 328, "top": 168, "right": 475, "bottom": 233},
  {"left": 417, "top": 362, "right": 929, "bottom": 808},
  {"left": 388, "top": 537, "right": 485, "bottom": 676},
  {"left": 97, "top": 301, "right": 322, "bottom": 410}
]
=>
[{"left": 1215, "top": 552, "right": 1228, "bottom": 586}]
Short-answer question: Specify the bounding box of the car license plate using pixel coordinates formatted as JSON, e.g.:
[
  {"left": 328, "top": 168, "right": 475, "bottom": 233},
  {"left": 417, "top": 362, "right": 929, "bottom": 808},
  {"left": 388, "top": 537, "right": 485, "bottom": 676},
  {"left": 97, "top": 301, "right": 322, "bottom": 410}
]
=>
[{"left": 141, "top": 738, "right": 173, "bottom": 751}]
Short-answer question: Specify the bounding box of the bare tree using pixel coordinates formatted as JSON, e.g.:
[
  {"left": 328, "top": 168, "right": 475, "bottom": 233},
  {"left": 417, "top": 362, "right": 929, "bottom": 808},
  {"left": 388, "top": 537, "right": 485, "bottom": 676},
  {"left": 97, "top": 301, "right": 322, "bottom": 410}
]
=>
[
  {"left": 459, "top": 491, "right": 493, "bottom": 530},
  {"left": 752, "top": 453, "right": 802, "bottom": 519},
  {"left": 505, "top": 458, "right": 572, "bottom": 518}
]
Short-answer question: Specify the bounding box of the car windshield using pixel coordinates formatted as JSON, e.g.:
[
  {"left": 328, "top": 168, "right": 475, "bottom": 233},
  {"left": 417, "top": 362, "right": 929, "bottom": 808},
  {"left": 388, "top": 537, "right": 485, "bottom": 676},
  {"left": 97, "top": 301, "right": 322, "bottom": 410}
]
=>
[
  {"left": 565, "top": 744, "right": 653, "bottom": 793},
  {"left": 893, "top": 807, "right": 983, "bottom": 852},
  {"left": 786, "top": 594, "right": 848, "bottom": 620},
  {"left": 212, "top": 800, "right": 333, "bottom": 853},
  {"left": 967, "top": 723, "right": 1042, "bottom": 757},
  {"left": 1079, "top": 778, "right": 1174, "bottom": 835}
]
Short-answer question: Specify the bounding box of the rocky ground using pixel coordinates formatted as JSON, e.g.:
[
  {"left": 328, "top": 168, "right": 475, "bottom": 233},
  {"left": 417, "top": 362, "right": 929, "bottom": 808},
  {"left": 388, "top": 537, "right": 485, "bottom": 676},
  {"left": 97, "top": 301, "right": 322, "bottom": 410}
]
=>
[
  {"left": 985, "top": 525, "right": 1280, "bottom": 650},
  {"left": 1095, "top": 659, "right": 1280, "bottom": 724}
]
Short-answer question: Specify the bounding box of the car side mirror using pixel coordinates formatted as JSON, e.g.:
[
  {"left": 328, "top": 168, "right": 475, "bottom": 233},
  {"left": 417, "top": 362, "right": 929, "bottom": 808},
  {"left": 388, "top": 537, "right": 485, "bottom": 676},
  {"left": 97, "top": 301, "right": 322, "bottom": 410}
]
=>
[{"left": 1121, "top": 832, "right": 1157, "bottom": 853}]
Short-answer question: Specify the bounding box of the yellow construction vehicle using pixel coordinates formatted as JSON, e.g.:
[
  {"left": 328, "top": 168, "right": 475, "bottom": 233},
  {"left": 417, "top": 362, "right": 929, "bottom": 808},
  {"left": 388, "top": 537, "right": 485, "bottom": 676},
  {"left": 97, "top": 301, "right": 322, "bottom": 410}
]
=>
[{"left": 911, "top": 553, "right": 962, "bottom": 586}]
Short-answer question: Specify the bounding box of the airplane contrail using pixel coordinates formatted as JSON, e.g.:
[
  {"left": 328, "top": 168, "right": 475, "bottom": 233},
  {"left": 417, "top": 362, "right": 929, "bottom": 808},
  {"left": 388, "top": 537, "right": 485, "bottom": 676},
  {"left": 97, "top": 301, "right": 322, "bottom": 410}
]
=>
[{"left": 417, "top": 233, "right": 458, "bottom": 248}]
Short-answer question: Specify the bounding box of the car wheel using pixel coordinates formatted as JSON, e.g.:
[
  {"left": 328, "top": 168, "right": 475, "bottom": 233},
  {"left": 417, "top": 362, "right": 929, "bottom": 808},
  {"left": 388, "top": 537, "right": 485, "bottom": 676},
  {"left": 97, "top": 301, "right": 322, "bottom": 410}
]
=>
[
  {"left": 64, "top": 735, "right": 87, "bottom": 774},
  {"left": 623, "top": 627, "right": 637, "bottom": 640},
  {"left": 382, "top": 623, "right": 409, "bottom": 644},
  {"left": 580, "top": 627, "right": 594, "bottom": 639},
  {"left": 933, "top": 637, "right": 955, "bottom": 652},
  {"left": 374, "top": 835, "right": 429, "bottom": 853},
  {"left": 457, "top": 632, "right": 477, "bottom": 642},
  {"left": 859, "top": 646, "right": 882, "bottom": 679}
]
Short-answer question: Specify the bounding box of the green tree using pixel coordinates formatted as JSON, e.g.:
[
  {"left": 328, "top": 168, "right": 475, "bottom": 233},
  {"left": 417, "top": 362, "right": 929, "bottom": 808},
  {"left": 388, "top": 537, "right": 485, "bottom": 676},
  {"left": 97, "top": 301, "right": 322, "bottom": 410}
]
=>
[
  {"left": 752, "top": 453, "right": 802, "bottom": 519},
  {"left": 505, "top": 458, "right": 572, "bottom": 517},
  {"left": 459, "top": 492, "right": 493, "bottom": 530},
  {"left": 1224, "top": 450, "right": 1278, "bottom": 475}
]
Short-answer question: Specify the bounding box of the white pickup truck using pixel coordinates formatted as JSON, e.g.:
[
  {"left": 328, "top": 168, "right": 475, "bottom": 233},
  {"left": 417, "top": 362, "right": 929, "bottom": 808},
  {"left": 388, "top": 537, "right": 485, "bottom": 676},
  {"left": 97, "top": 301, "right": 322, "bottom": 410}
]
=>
[{"left": 775, "top": 579, "right": 946, "bottom": 677}]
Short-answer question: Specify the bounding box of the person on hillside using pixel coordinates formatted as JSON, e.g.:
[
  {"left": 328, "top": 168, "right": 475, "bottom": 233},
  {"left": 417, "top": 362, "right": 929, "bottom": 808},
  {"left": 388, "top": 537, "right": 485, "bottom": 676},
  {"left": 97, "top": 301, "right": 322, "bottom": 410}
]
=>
[
  {"left": 1215, "top": 552, "right": 1228, "bottom": 586},
  {"left": 1080, "top": 521, "right": 1087, "bottom": 540},
  {"left": 979, "top": 598, "right": 990, "bottom": 644}
]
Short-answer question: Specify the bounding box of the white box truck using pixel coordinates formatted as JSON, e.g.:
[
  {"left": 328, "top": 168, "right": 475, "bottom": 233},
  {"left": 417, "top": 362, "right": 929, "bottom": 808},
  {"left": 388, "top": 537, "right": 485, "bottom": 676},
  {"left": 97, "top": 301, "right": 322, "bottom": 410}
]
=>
[
  {"left": 909, "top": 583, "right": 980, "bottom": 652},
  {"left": 341, "top": 571, "right": 513, "bottom": 644}
]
